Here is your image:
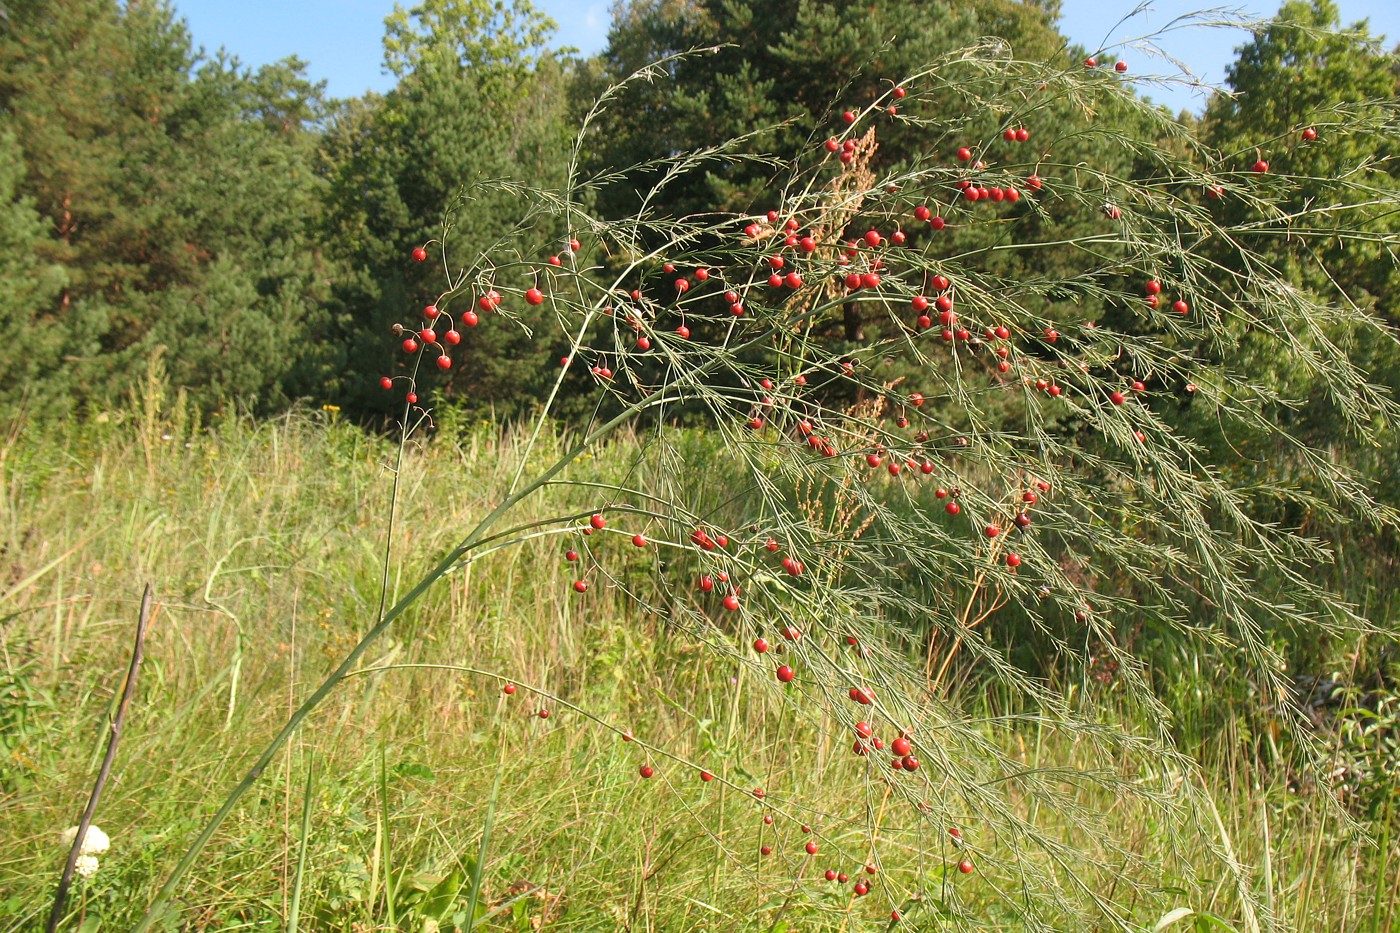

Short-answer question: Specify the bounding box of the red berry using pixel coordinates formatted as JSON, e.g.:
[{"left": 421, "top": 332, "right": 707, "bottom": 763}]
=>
[
  {"left": 842, "top": 110, "right": 856, "bottom": 124},
  {"left": 805, "top": 841, "right": 819, "bottom": 855},
  {"left": 379, "top": 376, "right": 393, "bottom": 390},
  {"left": 754, "top": 637, "right": 769, "bottom": 653},
  {"left": 1302, "top": 127, "right": 1317, "bottom": 141},
  {"left": 1173, "top": 299, "right": 1190, "bottom": 314},
  {"left": 959, "top": 860, "right": 974, "bottom": 874},
  {"left": 632, "top": 534, "right": 647, "bottom": 547},
  {"left": 564, "top": 549, "right": 579, "bottom": 562},
  {"left": 1084, "top": 56, "right": 1097, "bottom": 67},
  {"left": 435, "top": 355, "right": 451, "bottom": 370},
  {"left": 984, "top": 525, "right": 1000, "bottom": 538},
  {"left": 639, "top": 764, "right": 654, "bottom": 778},
  {"left": 723, "top": 594, "right": 740, "bottom": 611},
  {"left": 1252, "top": 159, "right": 1270, "bottom": 173},
  {"left": 956, "top": 147, "right": 972, "bottom": 162},
  {"left": 573, "top": 580, "right": 588, "bottom": 592},
  {"left": 503, "top": 683, "right": 516, "bottom": 695},
  {"left": 411, "top": 247, "right": 428, "bottom": 262},
  {"left": 761, "top": 845, "right": 772, "bottom": 856},
  {"left": 854, "top": 882, "right": 869, "bottom": 896},
  {"left": 1016, "top": 127, "right": 1029, "bottom": 142},
  {"left": 538, "top": 709, "right": 550, "bottom": 719},
  {"left": 825, "top": 137, "right": 840, "bottom": 152},
  {"left": 676, "top": 325, "right": 690, "bottom": 339},
  {"left": 700, "top": 769, "right": 714, "bottom": 781},
  {"left": 945, "top": 501, "right": 961, "bottom": 516},
  {"left": 1115, "top": 60, "right": 1128, "bottom": 73},
  {"left": 698, "top": 575, "right": 714, "bottom": 592},
  {"left": 1006, "top": 553, "right": 1022, "bottom": 567},
  {"left": 569, "top": 238, "right": 581, "bottom": 251},
  {"left": 930, "top": 215, "right": 946, "bottom": 230},
  {"left": 405, "top": 392, "right": 418, "bottom": 404},
  {"left": 1027, "top": 174, "right": 1043, "bottom": 190},
  {"left": 891, "top": 736, "right": 912, "bottom": 756}
]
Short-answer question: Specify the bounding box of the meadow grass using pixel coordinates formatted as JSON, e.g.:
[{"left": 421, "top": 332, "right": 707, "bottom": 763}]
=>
[{"left": 0, "top": 401, "right": 1394, "bottom": 931}]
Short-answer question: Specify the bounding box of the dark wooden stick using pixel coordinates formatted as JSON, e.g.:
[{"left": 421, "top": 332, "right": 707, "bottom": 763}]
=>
[{"left": 47, "top": 584, "right": 153, "bottom": 933}]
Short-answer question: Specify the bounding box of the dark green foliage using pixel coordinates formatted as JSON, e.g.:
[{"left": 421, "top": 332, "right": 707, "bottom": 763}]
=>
[
  {"left": 0, "top": 0, "right": 334, "bottom": 414},
  {"left": 0, "top": 128, "right": 69, "bottom": 414}
]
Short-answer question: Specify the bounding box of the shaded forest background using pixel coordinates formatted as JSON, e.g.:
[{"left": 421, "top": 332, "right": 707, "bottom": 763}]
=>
[{"left": 2, "top": 0, "right": 1395, "bottom": 421}]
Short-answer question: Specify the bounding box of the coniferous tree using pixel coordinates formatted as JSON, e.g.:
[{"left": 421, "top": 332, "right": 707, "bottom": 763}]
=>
[{"left": 0, "top": 0, "right": 337, "bottom": 414}]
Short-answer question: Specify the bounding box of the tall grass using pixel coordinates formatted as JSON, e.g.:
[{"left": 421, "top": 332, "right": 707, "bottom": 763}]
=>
[{"left": 0, "top": 404, "right": 1393, "bottom": 930}]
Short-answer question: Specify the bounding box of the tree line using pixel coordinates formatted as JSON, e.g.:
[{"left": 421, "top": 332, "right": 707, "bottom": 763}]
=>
[{"left": 0, "top": 0, "right": 1395, "bottom": 427}]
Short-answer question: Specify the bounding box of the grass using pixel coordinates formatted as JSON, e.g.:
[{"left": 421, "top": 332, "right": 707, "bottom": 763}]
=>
[{"left": 0, "top": 400, "right": 1393, "bottom": 931}]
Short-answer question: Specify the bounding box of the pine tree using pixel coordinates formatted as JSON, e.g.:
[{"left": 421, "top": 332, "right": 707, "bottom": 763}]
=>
[
  {"left": 0, "top": 0, "right": 337, "bottom": 414},
  {"left": 0, "top": 128, "right": 69, "bottom": 412}
]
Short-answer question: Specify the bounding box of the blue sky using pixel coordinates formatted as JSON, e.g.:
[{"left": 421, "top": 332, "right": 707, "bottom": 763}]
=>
[{"left": 170, "top": 0, "right": 1399, "bottom": 115}]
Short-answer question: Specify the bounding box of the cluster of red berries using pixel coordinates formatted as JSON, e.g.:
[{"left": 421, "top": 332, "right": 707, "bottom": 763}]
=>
[{"left": 1142, "top": 278, "right": 1190, "bottom": 315}]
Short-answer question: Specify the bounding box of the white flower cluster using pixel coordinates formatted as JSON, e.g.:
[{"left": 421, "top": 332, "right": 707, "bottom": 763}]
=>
[{"left": 59, "top": 824, "right": 110, "bottom": 879}]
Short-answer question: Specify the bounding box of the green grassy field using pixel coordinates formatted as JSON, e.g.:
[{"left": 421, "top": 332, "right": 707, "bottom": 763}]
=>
[{"left": 1, "top": 398, "right": 1395, "bottom": 932}]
